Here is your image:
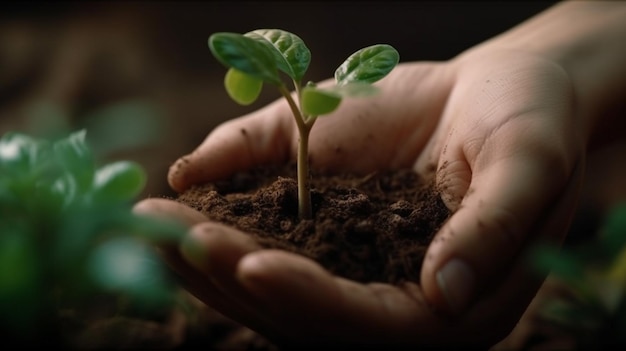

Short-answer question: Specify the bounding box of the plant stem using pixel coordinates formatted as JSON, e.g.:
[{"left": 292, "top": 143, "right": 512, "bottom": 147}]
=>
[
  {"left": 279, "top": 84, "right": 313, "bottom": 220},
  {"left": 297, "top": 128, "right": 312, "bottom": 219}
]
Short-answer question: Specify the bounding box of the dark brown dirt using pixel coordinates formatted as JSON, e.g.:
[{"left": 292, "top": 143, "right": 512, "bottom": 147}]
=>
[{"left": 176, "top": 163, "right": 451, "bottom": 285}]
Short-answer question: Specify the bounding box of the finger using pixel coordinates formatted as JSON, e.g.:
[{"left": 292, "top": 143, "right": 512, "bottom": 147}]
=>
[
  {"left": 167, "top": 101, "right": 294, "bottom": 192},
  {"left": 132, "top": 199, "right": 263, "bottom": 331},
  {"left": 132, "top": 198, "right": 220, "bottom": 296},
  {"left": 132, "top": 197, "right": 208, "bottom": 245},
  {"left": 180, "top": 222, "right": 261, "bottom": 306},
  {"left": 422, "top": 124, "right": 580, "bottom": 314},
  {"left": 133, "top": 197, "right": 208, "bottom": 225},
  {"left": 180, "top": 222, "right": 290, "bottom": 342},
  {"left": 236, "top": 249, "right": 449, "bottom": 347}
]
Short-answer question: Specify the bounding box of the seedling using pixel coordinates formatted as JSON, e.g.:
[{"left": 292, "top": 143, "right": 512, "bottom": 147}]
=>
[{"left": 208, "top": 29, "right": 399, "bottom": 219}]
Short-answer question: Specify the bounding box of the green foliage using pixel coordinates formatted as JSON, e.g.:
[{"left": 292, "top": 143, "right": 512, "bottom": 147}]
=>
[
  {"left": 245, "top": 29, "right": 311, "bottom": 82},
  {"left": 300, "top": 87, "right": 342, "bottom": 116},
  {"left": 208, "top": 28, "right": 399, "bottom": 219},
  {"left": 334, "top": 44, "right": 400, "bottom": 85},
  {"left": 225, "top": 68, "right": 264, "bottom": 105},
  {"left": 209, "top": 29, "right": 398, "bottom": 115},
  {"left": 0, "top": 127, "right": 184, "bottom": 343},
  {"left": 530, "top": 203, "right": 626, "bottom": 348}
]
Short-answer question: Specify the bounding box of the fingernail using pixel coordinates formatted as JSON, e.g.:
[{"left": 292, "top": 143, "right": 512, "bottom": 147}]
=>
[{"left": 436, "top": 258, "right": 476, "bottom": 314}]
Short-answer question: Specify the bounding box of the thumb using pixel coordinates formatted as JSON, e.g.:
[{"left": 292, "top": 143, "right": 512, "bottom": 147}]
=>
[
  {"left": 168, "top": 100, "right": 295, "bottom": 193},
  {"left": 421, "top": 153, "right": 582, "bottom": 315}
]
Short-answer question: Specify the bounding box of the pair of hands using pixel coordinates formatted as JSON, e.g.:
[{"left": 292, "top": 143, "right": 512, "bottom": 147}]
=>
[{"left": 134, "top": 47, "right": 584, "bottom": 348}]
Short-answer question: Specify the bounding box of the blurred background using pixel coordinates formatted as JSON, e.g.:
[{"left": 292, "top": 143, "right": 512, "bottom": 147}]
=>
[
  {"left": 1, "top": 0, "right": 624, "bottom": 235},
  {"left": 1, "top": 1, "right": 560, "bottom": 197}
]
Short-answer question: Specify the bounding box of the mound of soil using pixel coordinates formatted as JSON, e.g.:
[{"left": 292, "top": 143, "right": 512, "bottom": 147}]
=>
[{"left": 176, "top": 163, "right": 451, "bottom": 285}]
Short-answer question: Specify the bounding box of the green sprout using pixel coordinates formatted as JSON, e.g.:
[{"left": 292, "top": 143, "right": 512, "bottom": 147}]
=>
[{"left": 208, "top": 29, "right": 399, "bottom": 219}]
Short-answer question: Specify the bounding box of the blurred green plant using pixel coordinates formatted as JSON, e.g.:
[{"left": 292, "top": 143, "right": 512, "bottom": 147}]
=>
[
  {"left": 531, "top": 203, "right": 626, "bottom": 348},
  {"left": 0, "top": 106, "right": 184, "bottom": 347}
]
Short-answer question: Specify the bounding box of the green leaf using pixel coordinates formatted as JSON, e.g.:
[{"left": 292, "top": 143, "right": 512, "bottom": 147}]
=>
[
  {"left": 209, "top": 32, "right": 281, "bottom": 85},
  {"left": 245, "top": 29, "right": 311, "bottom": 82},
  {"left": 92, "top": 161, "right": 146, "bottom": 203},
  {"left": 335, "top": 44, "right": 399, "bottom": 85},
  {"left": 0, "top": 132, "right": 46, "bottom": 176},
  {"left": 224, "top": 68, "right": 263, "bottom": 105},
  {"left": 53, "top": 129, "right": 95, "bottom": 193},
  {"left": 301, "top": 86, "right": 342, "bottom": 116}
]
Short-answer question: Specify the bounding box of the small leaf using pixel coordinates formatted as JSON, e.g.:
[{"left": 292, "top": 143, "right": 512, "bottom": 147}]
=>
[
  {"left": 301, "top": 86, "right": 342, "bottom": 116},
  {"left": 224, "top": 68, "right": 263, "bottom": 105},
  {"left": 245, "top": 29, "right": 311, "bottom": 81},
  {"left": 53, "top": 129, "right": 94, "bottom": 192},
  {"left": 92, "top": 161, "right": 146, "bottom": 203},
  {"left": 335, "top": 44, "right": 399, "bottom": 85},
  {"left": 209, "top": 32, "right": 281, "bottom": 85},
  {"left": 0, "top": 132, "right": 47, "bottom": 175}
]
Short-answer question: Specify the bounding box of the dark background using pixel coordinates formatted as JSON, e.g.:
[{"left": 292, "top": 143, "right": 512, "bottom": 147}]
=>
[
  {"left": 5, "top": 1, "right": 623, "bottom": 229},
  {"left": 0, "top": 1, "right": 558, "bottom": 196}
]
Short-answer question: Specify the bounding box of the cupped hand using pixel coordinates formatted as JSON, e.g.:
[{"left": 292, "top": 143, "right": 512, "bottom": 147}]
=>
[{"left": 134, "top": 48, "right": 585, "bottom": 348}]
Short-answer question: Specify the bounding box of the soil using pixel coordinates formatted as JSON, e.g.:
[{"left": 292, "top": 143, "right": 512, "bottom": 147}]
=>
[
  {"left": 170, "top": 162, "right": 452, "bottom": 348},
  {"left": 176, "top": 162, "right": 451, "bottom": 286}
]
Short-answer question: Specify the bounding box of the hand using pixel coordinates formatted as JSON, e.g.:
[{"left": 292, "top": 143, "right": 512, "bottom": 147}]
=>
[{"left": 134, "top": 47, "right": 584, "bottom": 348}]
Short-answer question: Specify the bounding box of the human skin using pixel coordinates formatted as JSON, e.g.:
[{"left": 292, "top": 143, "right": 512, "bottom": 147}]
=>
[{"left": 134, "top": 1, "right": 626, "bottom": 348}]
